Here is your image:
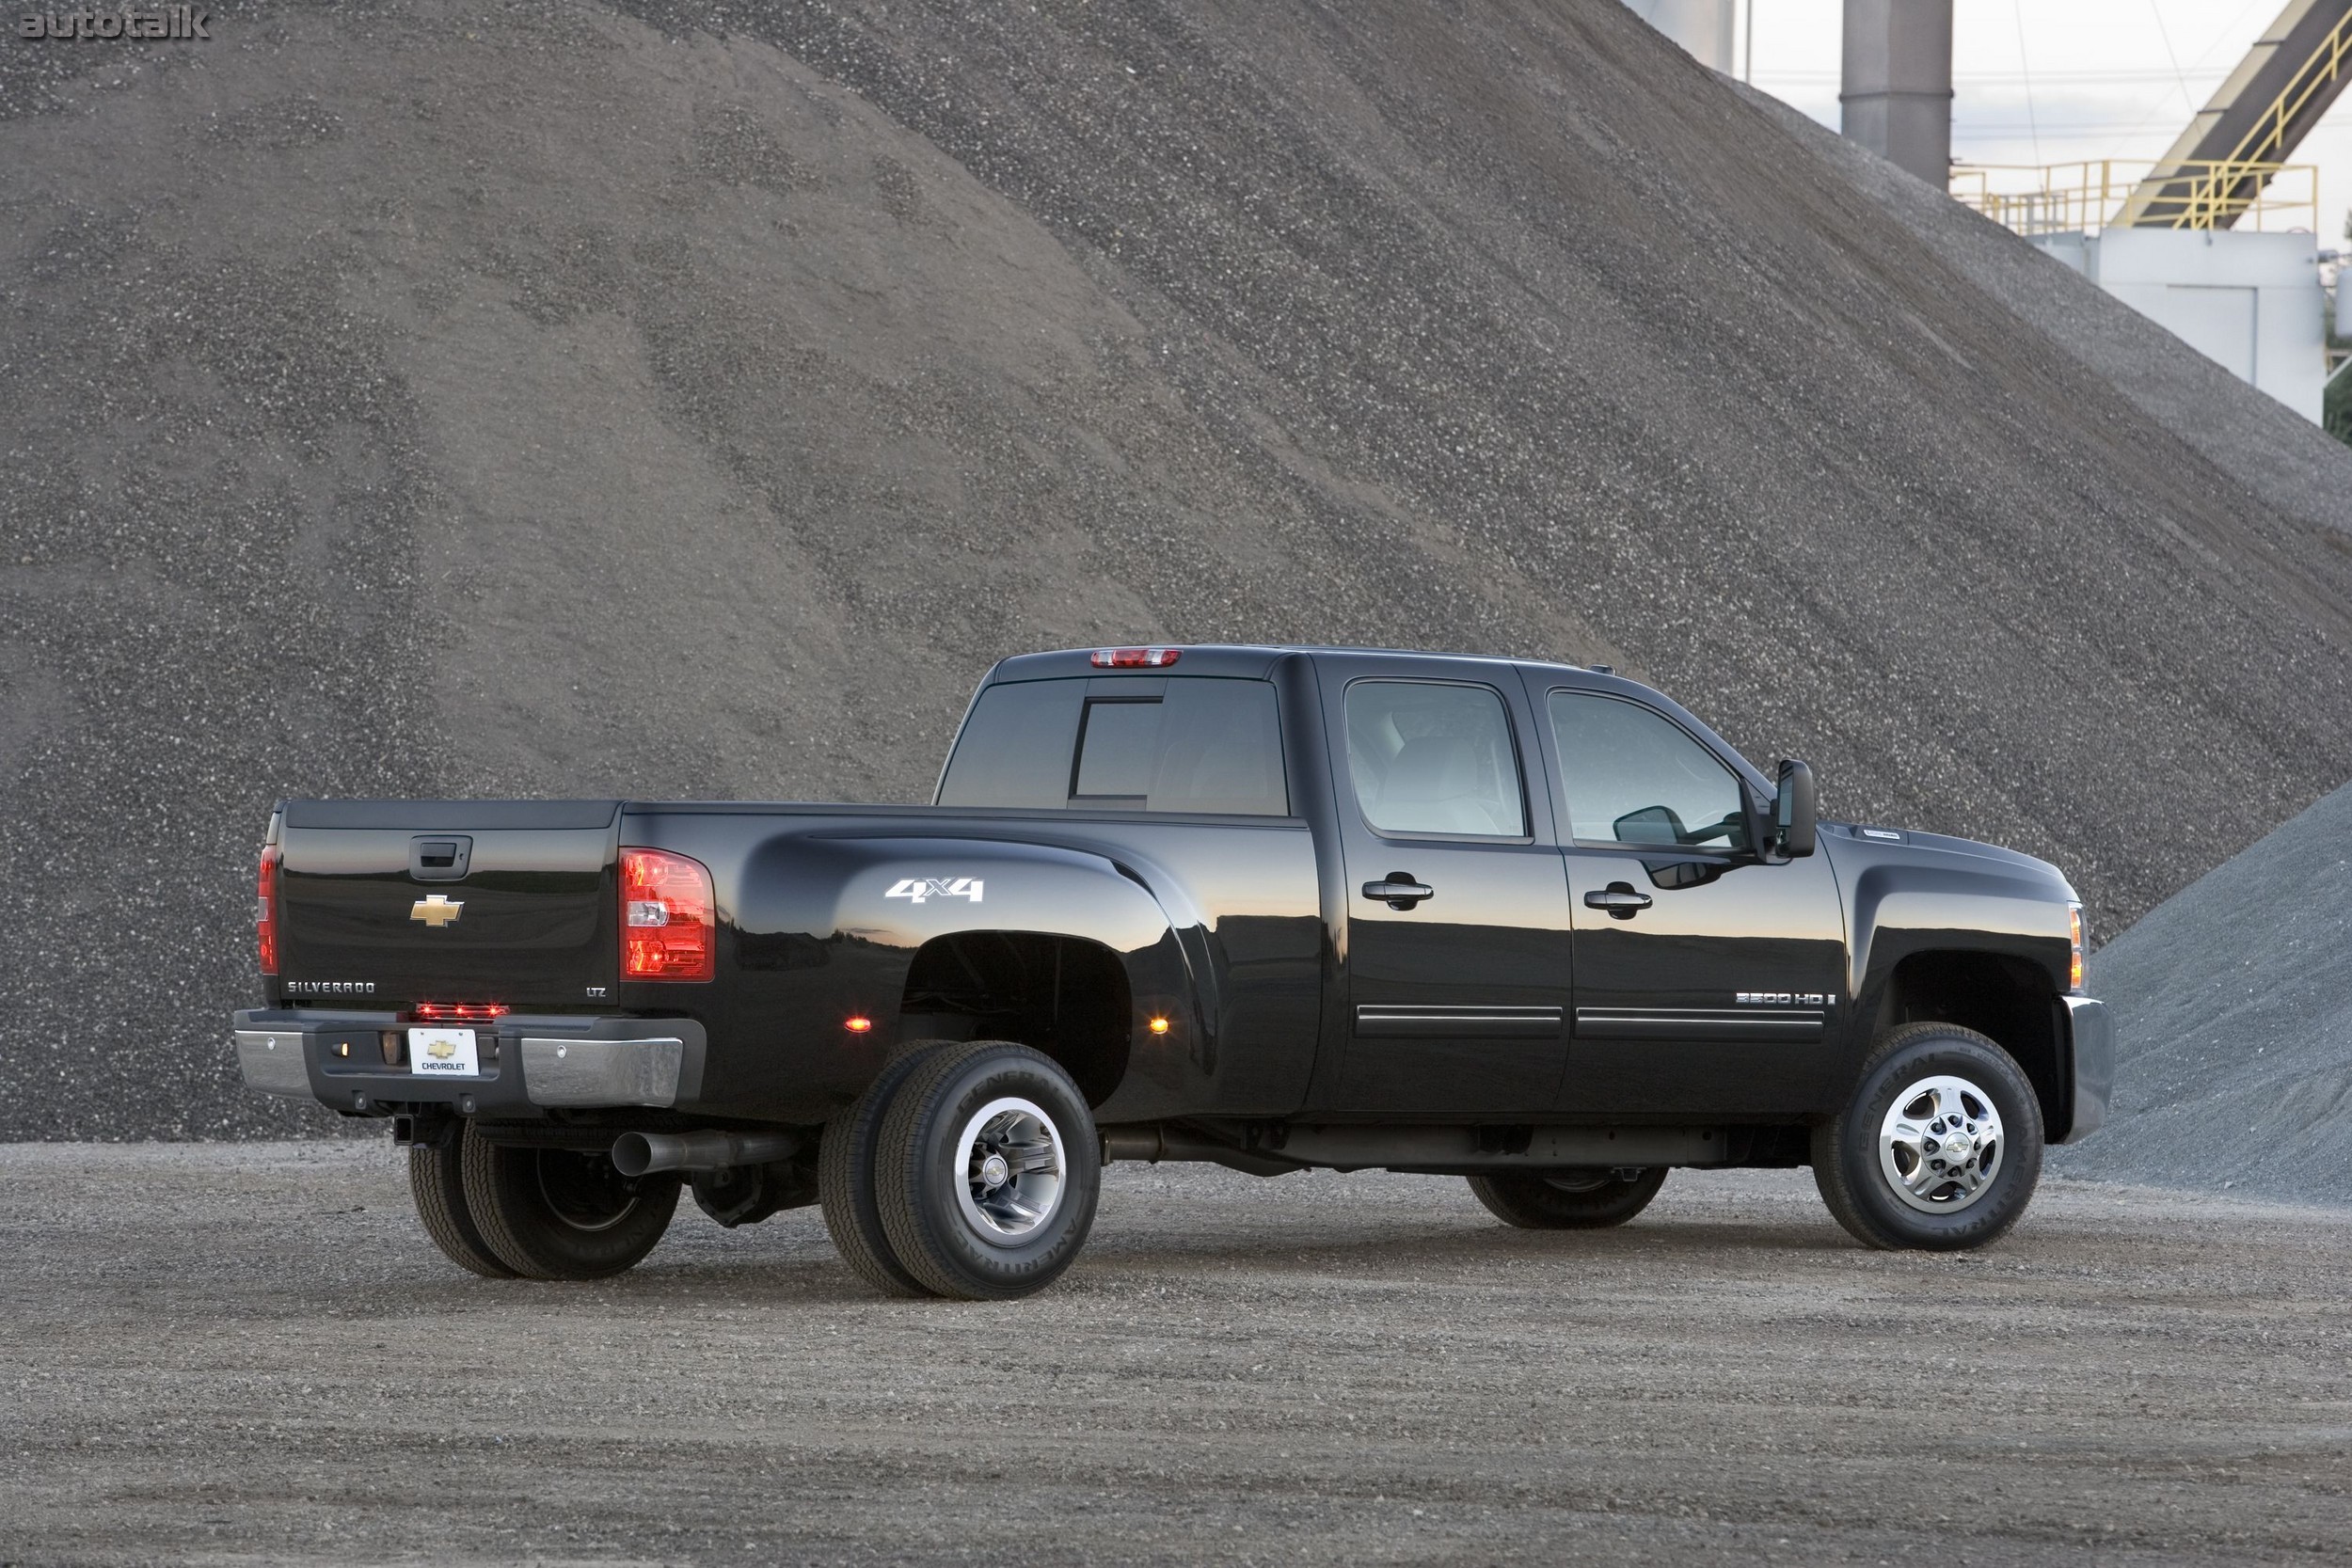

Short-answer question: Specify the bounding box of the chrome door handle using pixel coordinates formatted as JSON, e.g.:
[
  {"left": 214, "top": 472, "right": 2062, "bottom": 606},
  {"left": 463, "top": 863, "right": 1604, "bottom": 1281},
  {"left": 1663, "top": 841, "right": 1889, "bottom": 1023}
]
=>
[
  {"left": 1583, "top": 883, "right": 1653, "bottom": 919},
  {"left": 1362, "top": 876, "right": 1435, "bottom": 911}
]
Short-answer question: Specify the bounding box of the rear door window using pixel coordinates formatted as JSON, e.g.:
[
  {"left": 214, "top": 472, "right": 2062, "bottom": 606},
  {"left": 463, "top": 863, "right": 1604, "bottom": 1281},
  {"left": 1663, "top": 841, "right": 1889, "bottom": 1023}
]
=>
[
  {"left": 940, "top": 677, "right": 1289, "bottom": 816},
  {"left": 1343, "top": 680, "right": 1527, "bottom": 837}
]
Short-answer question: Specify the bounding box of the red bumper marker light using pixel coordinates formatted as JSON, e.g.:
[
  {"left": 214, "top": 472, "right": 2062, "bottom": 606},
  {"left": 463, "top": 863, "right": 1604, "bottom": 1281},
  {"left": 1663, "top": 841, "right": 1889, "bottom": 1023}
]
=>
[
  {"left": 413, "top": 1002, "right": 511, "bottom": 1023},
  {"left": 844, "top": 1016, "right": 874, "bottom": 1034},
  {"left": 1089, "top": 646, "right": 1182, "bottom": 669},
  {"left": 1148, "top": 1015, "right": 1171, "bottom": 1036},
  {"left": 621, "top": 847, "right": 717, "bottom": 981}
]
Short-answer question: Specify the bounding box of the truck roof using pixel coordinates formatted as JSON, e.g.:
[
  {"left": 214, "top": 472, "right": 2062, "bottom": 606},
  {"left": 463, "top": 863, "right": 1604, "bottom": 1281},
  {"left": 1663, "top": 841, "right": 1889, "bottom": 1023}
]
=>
[
  {"left": 987, "top": 644, "right": 1621, "bottom": 684},
  {"left": 982, "top": 645, "right": 1771, "bottom": 796}
]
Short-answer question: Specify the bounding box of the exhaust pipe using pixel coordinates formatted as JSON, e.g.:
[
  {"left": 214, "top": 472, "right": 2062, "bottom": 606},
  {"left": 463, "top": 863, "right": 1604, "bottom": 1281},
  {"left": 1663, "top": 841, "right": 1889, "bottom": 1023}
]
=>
[
  {"left": 611, "top": 1129, "right": 800, "bottom": 1178},
  {"left": 1101, "top": 1126, "right": 1300, "bottom": 1178}
]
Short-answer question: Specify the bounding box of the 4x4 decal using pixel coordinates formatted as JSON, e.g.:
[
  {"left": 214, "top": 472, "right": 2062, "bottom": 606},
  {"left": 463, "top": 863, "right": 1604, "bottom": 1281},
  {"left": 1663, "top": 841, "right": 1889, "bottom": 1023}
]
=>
[{"left": 885, "top": 877, "right": 985, "bottom": 905}]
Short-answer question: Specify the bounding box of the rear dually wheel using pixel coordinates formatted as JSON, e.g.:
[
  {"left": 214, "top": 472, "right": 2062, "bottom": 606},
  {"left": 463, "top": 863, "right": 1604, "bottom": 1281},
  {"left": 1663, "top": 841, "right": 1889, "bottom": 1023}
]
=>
[
  {"left": 876, "top": 1041, "right": 1101, "bottom": 1301},
  {"left": 459, "top": 1122, "right": 681, "bottom": 1280}
]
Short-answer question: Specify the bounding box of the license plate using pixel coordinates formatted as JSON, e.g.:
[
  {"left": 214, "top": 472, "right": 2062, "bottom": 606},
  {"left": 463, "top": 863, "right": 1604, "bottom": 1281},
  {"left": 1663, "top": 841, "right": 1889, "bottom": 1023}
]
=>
[{"left": 407, "top": 1027, "right": 479, "bottom": 1077}]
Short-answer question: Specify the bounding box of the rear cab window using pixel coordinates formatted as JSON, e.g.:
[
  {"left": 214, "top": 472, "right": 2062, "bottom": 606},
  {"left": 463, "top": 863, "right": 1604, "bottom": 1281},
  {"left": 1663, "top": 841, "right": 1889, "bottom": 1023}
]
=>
[{"left": 939, "top": 677, "right": 1290, "bottom": 816}]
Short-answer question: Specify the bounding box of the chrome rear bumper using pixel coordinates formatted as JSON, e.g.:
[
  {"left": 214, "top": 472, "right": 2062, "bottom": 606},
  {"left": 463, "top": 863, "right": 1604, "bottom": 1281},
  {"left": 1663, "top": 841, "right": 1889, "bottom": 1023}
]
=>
[{"left": 230, "top": 1010, "right": 707, "bottom": 1115}]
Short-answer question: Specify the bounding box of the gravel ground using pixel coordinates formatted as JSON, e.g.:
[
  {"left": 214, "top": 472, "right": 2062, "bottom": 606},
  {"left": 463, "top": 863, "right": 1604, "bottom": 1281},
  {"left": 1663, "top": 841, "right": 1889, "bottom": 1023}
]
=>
[
  {"left": 8, "top": 0, "right": 2352, "bottom": 1139},
  {"left": 2053, "top": 779, "right": 2352, "bottom": 1208},
  {"left": 4, "top": 1142, "right": 2349, "bottom": 1565}
]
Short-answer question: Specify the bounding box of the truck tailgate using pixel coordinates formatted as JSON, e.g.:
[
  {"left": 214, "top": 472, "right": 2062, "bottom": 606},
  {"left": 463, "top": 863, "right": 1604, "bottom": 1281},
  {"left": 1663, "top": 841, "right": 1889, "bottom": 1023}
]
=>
[{"left": 275, "top": 800, "right": 620, "bottom": 1007}]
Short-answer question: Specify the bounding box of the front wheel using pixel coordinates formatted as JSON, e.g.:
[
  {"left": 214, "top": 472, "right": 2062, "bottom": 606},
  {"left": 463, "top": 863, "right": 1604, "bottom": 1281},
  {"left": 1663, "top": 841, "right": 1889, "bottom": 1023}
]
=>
[
  {"left": 459, "top": 1123, "right": 681, "bottom": 1280},
  {"left": 875, "top": 1041, "right": 1101, "bottom": 1300},
  {"left": 1469, "top": 1166, "right": 1668, "bottom": 1228},
  {"left": 1813, "top": 1022, "right": 2043, "bottom": 1251}
]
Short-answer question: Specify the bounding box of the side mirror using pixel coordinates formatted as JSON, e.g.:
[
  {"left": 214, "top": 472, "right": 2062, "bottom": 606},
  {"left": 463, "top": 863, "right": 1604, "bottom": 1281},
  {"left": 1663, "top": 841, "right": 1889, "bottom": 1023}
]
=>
[{"left": 1774, "top": 759, "right": 1818, "bottom": 858}]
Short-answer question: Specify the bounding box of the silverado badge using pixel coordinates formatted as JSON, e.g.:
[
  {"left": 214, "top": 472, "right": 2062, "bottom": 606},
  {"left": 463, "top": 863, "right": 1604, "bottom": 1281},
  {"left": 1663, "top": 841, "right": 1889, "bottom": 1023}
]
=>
[{"left": 409, "top": 894, "right": 465, "bottom": 928}]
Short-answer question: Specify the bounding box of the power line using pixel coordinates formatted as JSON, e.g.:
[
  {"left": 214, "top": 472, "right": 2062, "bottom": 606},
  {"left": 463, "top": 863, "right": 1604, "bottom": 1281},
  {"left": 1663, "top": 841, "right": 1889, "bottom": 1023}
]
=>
[
  {"left": 2147, "top": 0, "right": 2195, "bottom": 118},
  {"left": 2012, "top": 0, "right": 2042, "bottom": 163},
  {"left": 1756, "top": 70, "right": 2232, "bottom": 86}
]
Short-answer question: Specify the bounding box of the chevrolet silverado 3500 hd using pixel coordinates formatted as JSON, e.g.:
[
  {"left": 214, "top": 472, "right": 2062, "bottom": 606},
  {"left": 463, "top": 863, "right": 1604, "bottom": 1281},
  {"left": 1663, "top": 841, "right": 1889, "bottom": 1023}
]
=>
[{"left": 236, "top": 645, "right": 2111, "bottom": 1298}]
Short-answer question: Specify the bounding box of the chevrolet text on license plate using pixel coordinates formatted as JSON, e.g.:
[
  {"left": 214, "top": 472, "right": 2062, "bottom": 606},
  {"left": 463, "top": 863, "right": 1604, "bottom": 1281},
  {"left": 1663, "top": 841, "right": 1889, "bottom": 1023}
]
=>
[{"left": 408, "top": 1027, "right": 479, "bottom": 1076}]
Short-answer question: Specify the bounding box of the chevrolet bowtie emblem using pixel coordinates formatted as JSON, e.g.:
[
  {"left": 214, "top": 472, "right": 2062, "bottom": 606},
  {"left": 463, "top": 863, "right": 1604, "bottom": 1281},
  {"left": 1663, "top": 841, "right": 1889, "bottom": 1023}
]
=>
[{"left": 410, "top": 894, "right": 465, "bottom": 928}]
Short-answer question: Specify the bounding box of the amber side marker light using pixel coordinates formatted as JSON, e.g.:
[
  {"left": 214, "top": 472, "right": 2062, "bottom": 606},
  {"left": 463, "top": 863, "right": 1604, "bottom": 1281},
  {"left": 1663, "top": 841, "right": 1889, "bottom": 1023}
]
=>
[
  {"left": 1148, "top": 1015, "right": 1171, "bottom": 1036},
  {"left": 844, "top": 1016, "right": 874, "bottom": 1034},
  {"left": 2068, "top": 905, "right": 2087, "bottom": 992}
]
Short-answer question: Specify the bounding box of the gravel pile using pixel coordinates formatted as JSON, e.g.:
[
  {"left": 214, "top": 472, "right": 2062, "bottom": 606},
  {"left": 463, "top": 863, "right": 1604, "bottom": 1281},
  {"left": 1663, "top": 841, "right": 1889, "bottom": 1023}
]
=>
[
  {"left": 2052, "top": 780, "right": 2352, "bottom": 1207},
  {"left": 4, "top": 0, "right": 2350, "bottom": 1137},
  {"left": 1736, "top": 80, "right": 2352, "bottom": 543}
]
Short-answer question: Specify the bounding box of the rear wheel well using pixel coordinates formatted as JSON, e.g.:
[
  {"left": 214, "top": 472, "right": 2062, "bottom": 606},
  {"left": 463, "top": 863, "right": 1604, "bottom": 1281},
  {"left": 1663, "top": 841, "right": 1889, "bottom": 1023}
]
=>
[
  {"left": 1873, "top": 951, "right": 2067, "bottom": 1136},
  {"left": 898, "top": 932, "right": 1132, "bottom": 1106}
]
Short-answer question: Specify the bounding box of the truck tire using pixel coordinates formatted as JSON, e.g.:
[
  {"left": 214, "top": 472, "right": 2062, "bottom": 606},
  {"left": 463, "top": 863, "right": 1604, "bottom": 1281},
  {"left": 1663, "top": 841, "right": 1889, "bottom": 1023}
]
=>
[
  {"left": 1468, "top": 1166, "right": 1668, "bottom": 1228},
  {"left": 407, "top": 1135, "right": 516, "bottom": 1277},
  {"left": 458, "top": 1122, "right": 681, "bottom": 1280},
  {"left": 875, "top": 1040, "right": 1101, "bottom": 1301},
  {"left": 818, "top": 1041, "right": 956, "bottom": 1297},
  {"left": 1813, "top": 1022, "right": 2043, "bottom": 1251}
]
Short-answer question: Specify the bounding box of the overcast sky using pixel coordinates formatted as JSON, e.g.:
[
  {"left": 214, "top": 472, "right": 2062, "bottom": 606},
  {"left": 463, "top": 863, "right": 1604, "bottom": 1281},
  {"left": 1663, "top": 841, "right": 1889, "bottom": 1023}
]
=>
[{"left": 1742, "top": 0, "right": 2350, "bottom": 248}]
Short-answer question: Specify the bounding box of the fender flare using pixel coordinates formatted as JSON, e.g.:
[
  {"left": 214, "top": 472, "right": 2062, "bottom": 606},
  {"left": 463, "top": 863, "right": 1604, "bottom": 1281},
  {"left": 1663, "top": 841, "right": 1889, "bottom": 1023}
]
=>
[{"left": 732, "top": 832, "right": 1200, "bottom": 1063}]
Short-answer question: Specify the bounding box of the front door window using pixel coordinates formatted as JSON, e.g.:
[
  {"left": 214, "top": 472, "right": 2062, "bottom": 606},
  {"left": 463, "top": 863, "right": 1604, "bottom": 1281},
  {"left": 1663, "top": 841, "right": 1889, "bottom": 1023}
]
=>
[{"left": 1550, "top": 692, "right": 1747, "bottom": 853}]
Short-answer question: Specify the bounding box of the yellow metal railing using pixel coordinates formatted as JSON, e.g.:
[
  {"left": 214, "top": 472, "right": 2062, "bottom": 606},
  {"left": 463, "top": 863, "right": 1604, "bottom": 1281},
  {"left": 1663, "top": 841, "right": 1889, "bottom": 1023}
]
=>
[
  {"left": 2218, "top": 8, "right": 2352, "bottom": 171},
  {"left": 2118, "top": 7, "right": 2352, "bottom": 230},
  {"left": 1951, "top": 159, "right": 2318, "bottom": 239}
]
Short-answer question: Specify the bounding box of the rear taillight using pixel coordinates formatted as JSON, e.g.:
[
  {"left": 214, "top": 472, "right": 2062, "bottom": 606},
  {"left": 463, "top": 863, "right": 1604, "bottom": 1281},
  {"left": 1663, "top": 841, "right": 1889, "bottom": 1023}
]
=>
[
  {"left": 257, "top": 846, "right": 281, "bottom": 976},
  {"left": 621, "top": 848, "right": 716, "bottom": 981}
]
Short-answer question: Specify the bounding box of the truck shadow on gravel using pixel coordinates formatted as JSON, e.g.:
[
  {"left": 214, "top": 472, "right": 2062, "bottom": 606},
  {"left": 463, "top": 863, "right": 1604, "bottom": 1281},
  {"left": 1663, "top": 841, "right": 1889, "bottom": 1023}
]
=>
[{"left": 591, "top": 1212, "right": 1869, "bottom": 1304}]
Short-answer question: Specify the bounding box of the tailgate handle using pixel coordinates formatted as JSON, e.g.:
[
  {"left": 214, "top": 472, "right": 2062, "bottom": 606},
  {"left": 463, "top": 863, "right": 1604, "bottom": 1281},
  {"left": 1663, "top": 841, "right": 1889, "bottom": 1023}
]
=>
[{"left": 409, "top": 836, "right": 473, "bottom": 882}]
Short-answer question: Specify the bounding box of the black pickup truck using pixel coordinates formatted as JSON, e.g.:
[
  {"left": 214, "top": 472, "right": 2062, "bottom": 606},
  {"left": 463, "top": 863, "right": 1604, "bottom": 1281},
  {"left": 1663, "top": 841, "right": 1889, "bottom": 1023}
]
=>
[{"left": 236, "top": 644, "right": 2111, "bottom": 1298}]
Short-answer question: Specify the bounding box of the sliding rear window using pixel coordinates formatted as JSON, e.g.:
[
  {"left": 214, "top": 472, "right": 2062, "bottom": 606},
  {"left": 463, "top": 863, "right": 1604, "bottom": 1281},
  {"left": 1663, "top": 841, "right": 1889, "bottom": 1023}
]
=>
[{"left": 939, "top": 677, "right": 1289, "bottom": 816}]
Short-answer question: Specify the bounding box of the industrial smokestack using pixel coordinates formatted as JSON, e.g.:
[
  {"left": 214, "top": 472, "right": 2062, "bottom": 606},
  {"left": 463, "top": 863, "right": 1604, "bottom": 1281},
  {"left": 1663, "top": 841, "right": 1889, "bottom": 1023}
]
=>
[{"left": 1841, "top": 0, "right": 1954, "bottom": 186}]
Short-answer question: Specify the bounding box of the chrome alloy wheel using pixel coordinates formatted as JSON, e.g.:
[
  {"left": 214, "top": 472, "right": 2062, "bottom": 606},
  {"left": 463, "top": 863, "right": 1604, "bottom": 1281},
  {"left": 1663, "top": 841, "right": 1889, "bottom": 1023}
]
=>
[
  {"left": 952, "top": 1096, "right": 1066, "bottom": 1244},
  {"left": 1878, "top": 1074, "right": 2005, "bottom": 1215}
]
